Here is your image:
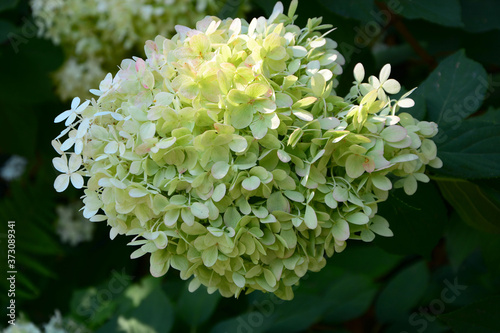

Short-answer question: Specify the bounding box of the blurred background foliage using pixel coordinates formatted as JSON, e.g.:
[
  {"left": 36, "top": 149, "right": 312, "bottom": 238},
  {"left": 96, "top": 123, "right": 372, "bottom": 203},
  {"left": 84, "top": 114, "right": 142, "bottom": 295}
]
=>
[{"left": 0, "top": 0, "right": 500, "bottom": 332}]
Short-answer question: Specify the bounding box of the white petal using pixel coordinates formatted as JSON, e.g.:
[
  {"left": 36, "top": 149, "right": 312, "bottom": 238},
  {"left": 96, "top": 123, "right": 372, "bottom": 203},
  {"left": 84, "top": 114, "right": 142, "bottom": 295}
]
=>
[
  {"left": 52, "top": 156, "right": 68, "bottom": 173},
  {"left": 51, "top": 140, "right": 63, "bottom": 155},
  {"left": 77, "top": 118, "right": 90, "bottom": 138},
  {"left": 89, "top": 89, "right": 102, "bottom": 96},
  {"left": 54, "top": 110, "right": 71, "bottom": 123},
  {"left": 71, "top": 97, "right": 81, "bottom": 110},
  {"left": 75, "top": 100, "right": 90, "bottom": 113},
  {"left": 68, "top": 154, "right": 82, "bottom": 172},
  {"left": 70, "top": 173, "right": 84, "bottom": 189},
  {"left": 268, "top": 1, "right": 284, "bottom": 23},
  {"left": 64, "top": 112, "right": 77, "bottom": 126},
  {"left": 74, "top": 139, "right": 83, "bottom": 155},
  {"left": 60, "top": 137, "right": 75, "bottom": 151},
  {"left": 54, "top": 174, "right": 70, "bottom": 192},
  {"left": 55, "top": 127, "right": 71, "bottom": 140}
]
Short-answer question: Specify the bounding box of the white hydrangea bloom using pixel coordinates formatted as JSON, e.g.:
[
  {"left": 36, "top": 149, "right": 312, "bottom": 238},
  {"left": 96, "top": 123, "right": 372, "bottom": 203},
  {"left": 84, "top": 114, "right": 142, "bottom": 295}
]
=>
[
  {"left": 4, "top": 323, "right": 41, "bottom": 333},
  {"left": 56, "top": 204, "right": 95, "bottom": 246},
  {"left": 3, "top": 311, "right": 87, "bottom": 333},
  {"left": 0, "top": 155, "right": 28, "bottom": 182}
]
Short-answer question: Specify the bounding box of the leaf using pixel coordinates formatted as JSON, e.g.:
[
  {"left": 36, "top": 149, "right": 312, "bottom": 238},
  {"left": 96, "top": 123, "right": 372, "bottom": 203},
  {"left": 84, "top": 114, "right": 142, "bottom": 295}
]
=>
[
  {"left": 373, "top": 183, "right": 447, "bottom": 257},
  {"left": 323, "top": 274, "right": 378, "bottom": 323},
  {"left": 375, "top": 261, "right": 429, "bottom": 323},
  {"left": 323, "top": 0, "right": 377, "bottom": 22},
  {"left": 436, "top": 109, "right": 500, "bottom": 178},
  {"left": 127, "top": 284, "right": 174, "bottom": 333},
  {"left": 439, "top": 296, "right": 500, "bottom": 333},
  {"left": 0, "top": 0, "right": 18, "bottom": 12},
  {"left": 461, "top": 0, "right": 500, "bottom": 32},
  {"left": 437, "top": 178, "right": 500, "bottom": 233},
  {"left": 332, "top": 243, "right": 402, "bottom": 279},
  {"left": 177, "top": 283, "right": 221, "bottom": 327},
  {"left": 414, "top": 50, "right": 488, "bottom": 130},
  {"left": 384, "top": 0, "right": 463, "bottom": 27}
]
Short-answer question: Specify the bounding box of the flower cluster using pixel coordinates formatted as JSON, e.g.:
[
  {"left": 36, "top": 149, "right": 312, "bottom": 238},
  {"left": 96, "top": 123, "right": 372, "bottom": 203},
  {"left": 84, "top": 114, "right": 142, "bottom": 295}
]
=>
[
  {"left": 31, "top": 0, "right": 226, "bottom": 100},
  {"left": 55, "top": 203, "right": 95, "bottom": 246},
  {"left": 52, "top": 1, "right": 442, "bottom": 299}
]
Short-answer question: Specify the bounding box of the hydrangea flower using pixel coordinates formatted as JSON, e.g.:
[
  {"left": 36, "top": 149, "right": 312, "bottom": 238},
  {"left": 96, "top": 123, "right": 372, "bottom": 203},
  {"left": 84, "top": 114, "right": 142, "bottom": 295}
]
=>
[
  {"left": 56, "top": 204, "right": 95, "bottom": 246},
  {"left": 31, "top": 0, "right": 233, "bottom": 100},
  {"left": 52, "top": 1, "right": 442, "bottom": 300}
]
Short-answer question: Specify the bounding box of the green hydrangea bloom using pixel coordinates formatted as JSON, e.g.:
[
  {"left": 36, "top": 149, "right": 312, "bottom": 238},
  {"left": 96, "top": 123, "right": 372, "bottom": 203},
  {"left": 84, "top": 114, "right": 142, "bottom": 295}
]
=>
[
  {"left": 52, "top": 1, "right": 442, "bottom": 300},
  {"left": 31, "top": 0, "right": 231, "bottom": 100}
]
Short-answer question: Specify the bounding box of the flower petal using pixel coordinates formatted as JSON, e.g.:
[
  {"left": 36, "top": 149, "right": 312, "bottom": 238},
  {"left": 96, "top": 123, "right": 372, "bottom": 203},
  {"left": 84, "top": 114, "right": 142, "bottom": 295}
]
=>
[
  {"left": 70, "top": 173, "right": 84, "bottom": 189},
  {"left": 52, "top": 156, "right": 68, "bottom": 173},
  {"left": 54, "top": 110, "right": 71, "bottom": 123},
  {"left": 76, "top": 100, "right": 91, "bottom": 113},
  {"left": 71, "top": 97, "right": 81, "bottom": 110},
  {"left": 68, "top": 154, "right": 82, "bottom": 172},
  {"left": 54, "top": 174, "right": 70, "bottom": 192}
]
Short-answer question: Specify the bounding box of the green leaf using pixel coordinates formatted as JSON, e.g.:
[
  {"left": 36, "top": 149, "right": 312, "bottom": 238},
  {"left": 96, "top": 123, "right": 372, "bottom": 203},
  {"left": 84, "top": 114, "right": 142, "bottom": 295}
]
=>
[
  {"left": 375, "top": 260, "right": 429, "bottom": 323},
  {"left": 124, "top": 284, "right": 174, "bottom": 333},
  {"left": 332, "top": 243, "right": 402, "bottom": 278},
  {"left": 177, "top": 283, "right": 221, "bottom": 327},
  {"left": 461, "top": 0, "right": 500, "bottom": 32},
  {"left": 437, "top": 179, "right": 500, "bottom": 233},
  {"left": 323, "top": 274, "right": 378, "bottom": 323},
  {"left": 436, "top": 109, "right": 500, "bottom": 178},
  {"left": 0, "top": 20, "right": 16, "bottom": 43},
  {"left": 322, "top": 0, "right": 376, "bottom": 22},
  {"left": 374, "top": 183, "right": 447, "bottom": 257},
  {"left": 0, "top": 0, "right": 18, "bottom": 12},
  {"left": 416, "top": 50, "right": 487, "bottom": 130},
  {"left": 383, "top": 0, "right": 463, "bottom": 27},
  {"left": 439, "top": 296, "right": 500, "bottom": 333}
]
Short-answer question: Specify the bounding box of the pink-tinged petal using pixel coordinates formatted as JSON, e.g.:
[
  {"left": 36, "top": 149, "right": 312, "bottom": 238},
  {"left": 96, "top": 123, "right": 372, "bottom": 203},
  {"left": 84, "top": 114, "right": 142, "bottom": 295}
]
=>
[
  {"left": 52, "top": 156, "right": 68, "bottom": 173},
  {"left": 68, "top": 154, "right": 82, "bottom": 172},
  {"left": 70, "top": 173, "right": 84, "bottom": 189},
  {"left": 75, "top": 100, "right": 90, "bottom": 113},
  {"left": 64, "top": 112, "right": 77, "bottom": 126},
  {"left": 363, "top": 157, "right": 375, "bottom": 173},
  {"left": 71, "top": 97, "right": 81, "bottom": 110},
  {"left": 60, "top": 137, "right": 75, "bottom": 151},
  {"left": 54, "top": 110, "right": 71, "bottom": 123},
  {"left": 54, "top": 174, "right": 70, "bottom": 192}
]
